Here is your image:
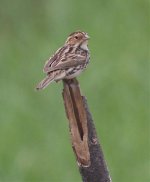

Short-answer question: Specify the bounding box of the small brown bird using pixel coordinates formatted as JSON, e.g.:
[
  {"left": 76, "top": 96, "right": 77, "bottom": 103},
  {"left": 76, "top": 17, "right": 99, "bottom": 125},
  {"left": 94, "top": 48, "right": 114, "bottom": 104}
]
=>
[{"left": 36, "top": 31, "right": 90, "bottom": 90}]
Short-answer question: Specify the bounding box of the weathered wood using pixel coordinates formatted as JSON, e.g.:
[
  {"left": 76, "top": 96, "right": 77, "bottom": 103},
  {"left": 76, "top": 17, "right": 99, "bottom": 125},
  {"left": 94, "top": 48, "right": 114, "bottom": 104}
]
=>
[
  {"left": 62, "top": 79, "right": 90, "bottom": 166},
  {"left": 62, "top": 78, "right": 111, "bottom": 182},
  {"left": 80, "top": 97, "right": 111, "bottom": 182}
]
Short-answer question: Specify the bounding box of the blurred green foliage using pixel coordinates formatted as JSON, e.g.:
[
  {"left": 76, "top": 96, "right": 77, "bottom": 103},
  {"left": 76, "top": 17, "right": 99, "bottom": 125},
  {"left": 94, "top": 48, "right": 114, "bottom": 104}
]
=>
[{"left": 0, "top": 0, "right": 149, "bottom": 181}]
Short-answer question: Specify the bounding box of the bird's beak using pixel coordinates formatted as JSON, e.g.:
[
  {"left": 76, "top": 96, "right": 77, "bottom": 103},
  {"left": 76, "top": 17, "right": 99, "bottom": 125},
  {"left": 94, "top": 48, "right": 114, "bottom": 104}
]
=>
[{"left": 84, "top": 34, "right": 90, "bottom": 40}]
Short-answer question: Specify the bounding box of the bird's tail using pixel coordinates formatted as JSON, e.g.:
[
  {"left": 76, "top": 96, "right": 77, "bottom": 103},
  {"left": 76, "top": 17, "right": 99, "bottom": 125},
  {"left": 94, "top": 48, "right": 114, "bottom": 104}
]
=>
[{"left": 36, "top": 74, "right": 55, "bottom": 90}]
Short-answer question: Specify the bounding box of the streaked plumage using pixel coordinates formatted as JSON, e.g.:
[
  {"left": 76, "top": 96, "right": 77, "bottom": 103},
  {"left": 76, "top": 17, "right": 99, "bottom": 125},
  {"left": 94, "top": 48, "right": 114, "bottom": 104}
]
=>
[{"left": 36, "top": 31, "right": 90, "bottom": 90}]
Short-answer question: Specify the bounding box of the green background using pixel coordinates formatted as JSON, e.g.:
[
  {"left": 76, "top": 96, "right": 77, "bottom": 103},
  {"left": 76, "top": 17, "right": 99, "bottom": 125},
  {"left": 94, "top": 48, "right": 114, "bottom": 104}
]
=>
[{"left": 0, "top": 0, "right": 149, "bottom": 181}]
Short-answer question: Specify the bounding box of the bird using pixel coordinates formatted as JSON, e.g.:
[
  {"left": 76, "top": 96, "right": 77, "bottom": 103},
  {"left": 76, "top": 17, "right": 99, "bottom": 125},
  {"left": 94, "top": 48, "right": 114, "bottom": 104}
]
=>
[{"left": 36, "top": 31, "right": 90, "bottom": 90}]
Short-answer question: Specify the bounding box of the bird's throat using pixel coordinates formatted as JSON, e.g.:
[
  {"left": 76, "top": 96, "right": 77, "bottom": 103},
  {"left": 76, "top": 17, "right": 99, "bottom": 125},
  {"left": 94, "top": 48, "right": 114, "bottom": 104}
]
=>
[{"left": 80, "top": 41, "right": 88, "bottom": 51}]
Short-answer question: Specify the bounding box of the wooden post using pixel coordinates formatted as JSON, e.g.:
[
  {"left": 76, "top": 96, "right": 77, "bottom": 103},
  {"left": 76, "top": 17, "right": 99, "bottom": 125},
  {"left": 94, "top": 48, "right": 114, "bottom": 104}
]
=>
[{"left": 62, "top": 78, "right": 111, "bottom": 182}]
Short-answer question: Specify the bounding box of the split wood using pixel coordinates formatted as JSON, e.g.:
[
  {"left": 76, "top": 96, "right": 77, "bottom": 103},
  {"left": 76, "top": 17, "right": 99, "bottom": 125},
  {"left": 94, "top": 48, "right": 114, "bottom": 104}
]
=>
[{"left": 62, "top": 78, "right": 111, "bottom": 182}]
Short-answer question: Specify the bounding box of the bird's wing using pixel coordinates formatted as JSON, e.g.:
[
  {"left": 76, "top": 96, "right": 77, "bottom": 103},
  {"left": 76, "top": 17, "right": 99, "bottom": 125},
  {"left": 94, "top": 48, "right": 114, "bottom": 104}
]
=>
[
  {"left": 44, "top": 54, "right": 86, "bottom": 73},
  {"left": 43, "top": 46, "right": 68, "bottom": 73}
]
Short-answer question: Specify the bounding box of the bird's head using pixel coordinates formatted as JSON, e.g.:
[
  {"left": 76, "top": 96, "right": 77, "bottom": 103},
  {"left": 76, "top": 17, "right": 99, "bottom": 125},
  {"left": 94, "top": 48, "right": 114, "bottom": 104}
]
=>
[{"left": 65, "top": 31, "right": 90, "bottom": 48}]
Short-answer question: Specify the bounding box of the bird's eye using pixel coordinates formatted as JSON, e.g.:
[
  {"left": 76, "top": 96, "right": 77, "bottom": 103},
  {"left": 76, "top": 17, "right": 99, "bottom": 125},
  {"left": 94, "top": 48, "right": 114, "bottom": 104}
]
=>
[{"left": 75, "top": 36, "right": 78, "bottom": 39}]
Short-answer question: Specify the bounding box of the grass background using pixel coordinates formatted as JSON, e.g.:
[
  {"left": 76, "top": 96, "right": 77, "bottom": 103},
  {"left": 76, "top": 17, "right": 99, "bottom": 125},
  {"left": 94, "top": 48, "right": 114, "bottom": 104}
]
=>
[{"left": 0, "top": 0, "right": 149, "bottom": 181}]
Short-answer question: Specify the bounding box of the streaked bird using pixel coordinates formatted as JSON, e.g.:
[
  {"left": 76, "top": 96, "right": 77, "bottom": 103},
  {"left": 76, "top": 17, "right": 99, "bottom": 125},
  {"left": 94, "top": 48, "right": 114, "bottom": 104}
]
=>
[{"left": 36, "top": 31, "right": 90, "bottom": 90}]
